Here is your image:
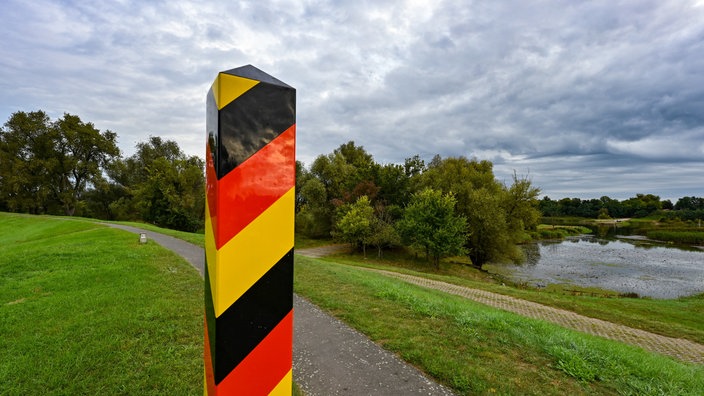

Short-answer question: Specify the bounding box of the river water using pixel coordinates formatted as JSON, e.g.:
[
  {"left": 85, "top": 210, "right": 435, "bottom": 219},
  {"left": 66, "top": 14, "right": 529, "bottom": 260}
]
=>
[{"left": 483, "top": 236, "right": 704, "bottom": 299}]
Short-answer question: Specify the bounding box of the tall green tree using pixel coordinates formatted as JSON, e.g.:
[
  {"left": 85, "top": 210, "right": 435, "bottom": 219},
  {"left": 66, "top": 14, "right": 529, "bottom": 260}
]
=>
[
  {"left": 415, "top": 156, "right": 521, "bottom": 265},
  {"left": 136, "top": 156, "right": 205, "bottom": 231},
  {"left": 0, "top": 111, "right": 119, "bottom": 215},
  {"left": 310, "top": 151, "right": 356, "bottom": 204},
  {"left": 502, "top": 171, "right": 541, "bottom": 232},
  {"left": 109, "top": 136, "right": 205, "bottom": 231},
  {"left": 464, "top": 188, "right": 516, "bottom": 265},
  {"left": 0, "top": 111, "right": 54, "bottom": 213},
  {"left": 396, "top": 188, "right": 468, "bottom": 268},
  {"left": 49, "top": 114, "right": 120, "bottom": 216},
  {"left": 305, "top": 142, "right": 382, "bottom": 236},
  {"left": 375, "top": 163, "right": 410, "bottom": 208}
]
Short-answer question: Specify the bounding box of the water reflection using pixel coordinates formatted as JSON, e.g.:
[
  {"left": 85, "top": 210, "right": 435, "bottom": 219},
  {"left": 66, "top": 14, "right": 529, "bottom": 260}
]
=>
[
  {"left": 485, "top": 236, "right": 704, "bottom": 299},
  {"left": 522, "top": 243, "right": 541, "bottom": 265}
]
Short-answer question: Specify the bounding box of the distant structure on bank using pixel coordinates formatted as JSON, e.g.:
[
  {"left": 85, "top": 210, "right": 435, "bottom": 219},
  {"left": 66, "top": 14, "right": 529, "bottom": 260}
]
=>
[{"left": 204, "top": 65, "right": 296, "bottom": 395}]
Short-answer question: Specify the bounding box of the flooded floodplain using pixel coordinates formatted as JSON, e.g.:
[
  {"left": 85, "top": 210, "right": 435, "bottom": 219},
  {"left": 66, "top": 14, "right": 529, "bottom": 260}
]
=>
[{"left": 483, "top": 236, "right": 704, "bottom": 299}]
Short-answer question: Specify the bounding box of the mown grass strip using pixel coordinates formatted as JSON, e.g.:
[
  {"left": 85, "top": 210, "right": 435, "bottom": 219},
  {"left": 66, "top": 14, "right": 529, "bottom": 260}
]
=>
[
  {"left": 323, "top": 252, "right": 704, "bottom": 345},
  {"left": 0, "top": 213, "right": 203, "bottom": 394},
  {"left": 294, "top": 255, "right": 704, "bottom": 395}
]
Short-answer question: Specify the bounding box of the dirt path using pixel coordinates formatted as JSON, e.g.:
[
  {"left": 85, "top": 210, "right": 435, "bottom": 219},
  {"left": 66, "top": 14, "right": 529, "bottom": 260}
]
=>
[{"left": 296, "top": 245, "right": 704, "bottom": 365}]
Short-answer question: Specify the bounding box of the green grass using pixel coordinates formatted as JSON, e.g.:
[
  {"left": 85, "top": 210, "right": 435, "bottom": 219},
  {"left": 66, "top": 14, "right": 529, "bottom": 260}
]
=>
[
  {"left": 319, "top": 250, "right": 704, "bottom": 346},
  {"left": 532, "top": 224, "right": 592, "bottom": 240},
  {"left": 6, "top": 211, "right": 700, "bottom": 394},
  {"left": 646, "top": 230, "right": 704, "bottom": 245},
  {"left": 0, "top": 212, "right": 203, "bottom": 394},
  {"left": 294, "top": 255, "right": 704, "bottom": 395}
]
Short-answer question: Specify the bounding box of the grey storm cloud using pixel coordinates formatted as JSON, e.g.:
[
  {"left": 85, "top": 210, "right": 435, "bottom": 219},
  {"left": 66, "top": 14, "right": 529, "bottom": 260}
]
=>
[{"left": 1, "top": 0, "right": 703, "bottom": 201}]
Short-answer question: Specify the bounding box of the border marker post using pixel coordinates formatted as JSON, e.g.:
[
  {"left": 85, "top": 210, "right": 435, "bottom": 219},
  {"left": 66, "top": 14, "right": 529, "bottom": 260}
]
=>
[{"left": 204, "top": 65, "right": 295, "bottom": 395}]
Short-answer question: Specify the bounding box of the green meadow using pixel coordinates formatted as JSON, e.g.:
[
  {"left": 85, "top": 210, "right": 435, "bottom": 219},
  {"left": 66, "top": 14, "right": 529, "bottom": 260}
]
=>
[
  {"left": 0, "top": 213, "right": 202, "bottom": 394},
  {"left": 3, "top": 212, "right": 703, "bottom": 395}
]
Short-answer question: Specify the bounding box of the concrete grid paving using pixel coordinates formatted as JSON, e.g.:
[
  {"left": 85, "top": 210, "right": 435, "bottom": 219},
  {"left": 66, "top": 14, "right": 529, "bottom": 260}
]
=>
[{"left": 298, "top": 245, "right": 704, "bottom": 365}]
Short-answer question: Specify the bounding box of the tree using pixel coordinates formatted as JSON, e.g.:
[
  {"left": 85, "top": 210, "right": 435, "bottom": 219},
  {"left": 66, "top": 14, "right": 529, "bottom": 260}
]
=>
[
  {"left": 414, "top": 156, "right": 522, "bottom": 265},
  {"left": 0, "top": 111, "right": 119, "bottom": 216},
  {"left": 310, "top": 151, "right": 356, "bottom": 203},
  {"left": 675, "top": 196, "right": 704, "bottom": 211},
  {"left": 109, "top": 136, "right": 205, "bottom": 231},
  {"left": 375, "top": 163, "right": 410, "bottom": 208},
  {"left": 295, "top": 160, "right": 310, "bottom": 212},
  {"left": 0, "top": 110, "right": 54, "bottom": 213},
  {"left": 403, "top": 154, "right": 426, "bottom": 178},
  {"left": 135, "top": 156, "right": 204, "bottom": 231},
  {"left": 622, "top": 194, "right": 661, "bottom": 218},
  {"left": 396, "top": 188, "right": 468, "bottom": 268},
  {"left": 334, "top": 195, "right": 375, "bottom": 257},
  {"left": 539, "top": 196, "right": 561, "bottom": 217},
  {"left": 367, "top": 215, "right": 400, "bottom": 258},
  {"left": 502, "top": 171, "right": 541, "bottom": 232},
  {"left": 464, "top": 188, "right": 517, "bottom": 265},
  {"left": 49, "top": 114, "right": 120, "bottom": 215},
  {"left": 295, "top": 178, "right": 333, "bottom": 238}
]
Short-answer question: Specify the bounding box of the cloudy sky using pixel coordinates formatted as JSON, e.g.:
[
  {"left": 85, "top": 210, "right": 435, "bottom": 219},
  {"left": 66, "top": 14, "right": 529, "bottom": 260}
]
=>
[{"left": 1, "top": 0, "right": 703, "bottom": 201}]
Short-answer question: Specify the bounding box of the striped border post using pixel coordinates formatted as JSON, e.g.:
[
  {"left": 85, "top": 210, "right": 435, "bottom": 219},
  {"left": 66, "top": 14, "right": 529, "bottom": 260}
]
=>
[{"left": 204, "top": 65, "right": 295, "bottom": 395}]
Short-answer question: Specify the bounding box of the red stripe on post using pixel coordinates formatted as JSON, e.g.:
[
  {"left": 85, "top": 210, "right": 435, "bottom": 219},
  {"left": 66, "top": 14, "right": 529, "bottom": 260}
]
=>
[
  {"left": 206, "top": 142, "right": 219, "bottom": 237},
  {"left": 214, "top": 124, "right": 295, "bottom": 249},
  {"left": 215, "top": 310, "right": 293, "bottom": 394},
  {"left": 203, "top": 315, "right": 216, "bottom": 395}
]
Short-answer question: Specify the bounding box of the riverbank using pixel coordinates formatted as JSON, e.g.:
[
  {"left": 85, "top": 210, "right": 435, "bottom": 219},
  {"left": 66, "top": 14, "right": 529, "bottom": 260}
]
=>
[
  {"left": 295, "top": 254, "right": 704, "bottom": 394},
  {"left": 541, "top": 216, "right": 704, "bottom": 247},
  {"left": 319, "top": 246, "right": 704, "bottom": 345}
]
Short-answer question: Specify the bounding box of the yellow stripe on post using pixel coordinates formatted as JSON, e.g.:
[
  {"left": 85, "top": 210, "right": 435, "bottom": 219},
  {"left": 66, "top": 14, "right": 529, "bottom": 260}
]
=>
[
  {"left": 204, "top": 200, "right": 218, "bottom": 306},
  {"left": 213, "top": 74, "right": 259, "bottom": 110},
  {"left": 212, "top": 187, "right": 294, "bottom": 317},
  {"left": 268, "top": 370, "right": 293, "bottom": 396}
]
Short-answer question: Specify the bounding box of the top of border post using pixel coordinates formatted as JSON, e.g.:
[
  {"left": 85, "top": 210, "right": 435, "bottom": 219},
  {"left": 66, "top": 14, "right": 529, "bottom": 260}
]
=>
[{"left": 221, "top": 65, "right": 294, "bottom": 89}]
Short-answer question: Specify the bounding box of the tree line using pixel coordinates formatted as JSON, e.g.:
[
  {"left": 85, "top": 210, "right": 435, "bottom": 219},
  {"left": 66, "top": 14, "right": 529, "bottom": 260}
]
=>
[
  {"left": 3, "top": 110, "right": 540, "bottom": 268},
  {"left": 11, "top": 110, "right": 699, "bottom": 268},
  {"left": 0, "top": 111, "right": 205, "bottom": 231},
  {"left": 539, "top": 195, "right": 704, "bottom": 221},
  {"left": 296, "top": 141, "right": 541, "bottom": 266}
]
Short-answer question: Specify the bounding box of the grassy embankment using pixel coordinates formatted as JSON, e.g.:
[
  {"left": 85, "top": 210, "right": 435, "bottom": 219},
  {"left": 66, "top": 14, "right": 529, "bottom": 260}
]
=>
[
  {"left": 0, "top": 213, "right": 203, "bottom": 394},
  {"left": 645, "top": 230, "right": 704, "bottom": 245},
  {"left": 544, "top": 216, "right": 704, "bottom": 246},
  {"left": 0, "top": 213, "right": 311, "bottom": 395},
  {"left": 321, "top": 248, "right": 704, "bottom": 345},
  {"left": 6, "top": 212, "right": 700, "bottom": 394},
  {"left": 296, "top": 253, "right": 704, "bottom": 395}
]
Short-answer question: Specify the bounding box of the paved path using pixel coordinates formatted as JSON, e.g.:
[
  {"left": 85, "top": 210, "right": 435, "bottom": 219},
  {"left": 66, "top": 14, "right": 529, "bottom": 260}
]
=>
[
  {"left": 296, "top": 245, "right": 704, "bottom": 365},
  {"left": 105, "top": 225, "right": 455, "bottom": 395}
]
